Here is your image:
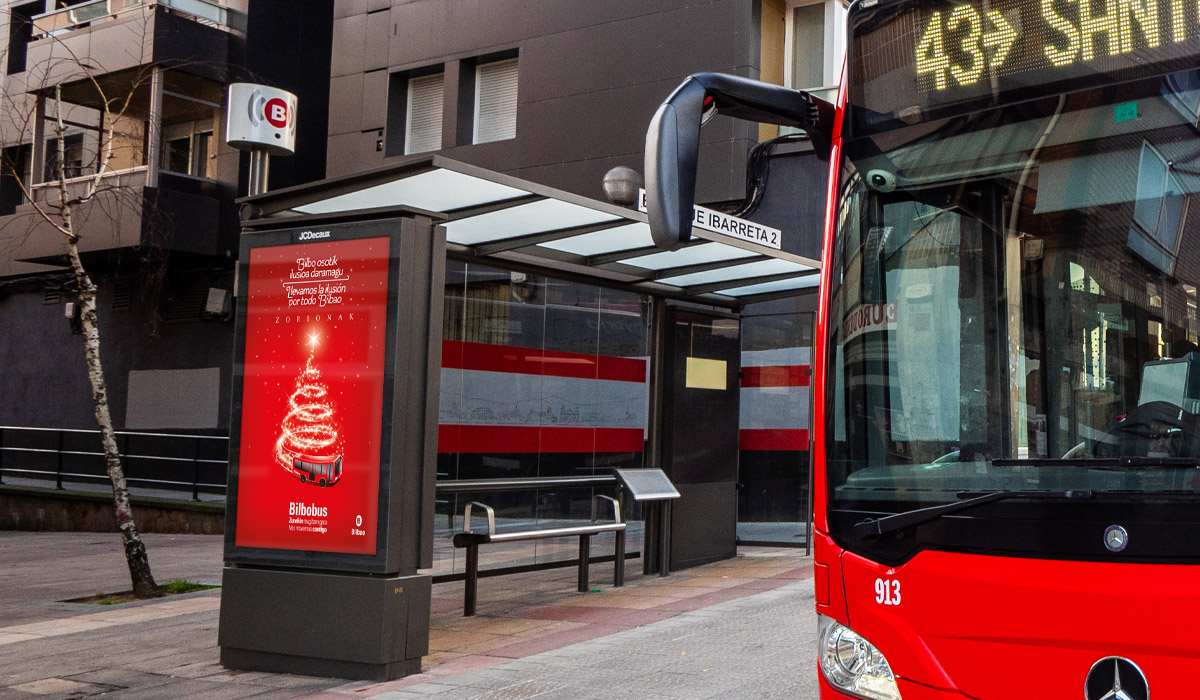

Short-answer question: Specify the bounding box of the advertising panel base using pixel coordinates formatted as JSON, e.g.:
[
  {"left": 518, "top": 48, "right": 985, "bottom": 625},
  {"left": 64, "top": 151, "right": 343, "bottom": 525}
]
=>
[{"left": 218, "top": 567, "right": 431, "bottom": 681}]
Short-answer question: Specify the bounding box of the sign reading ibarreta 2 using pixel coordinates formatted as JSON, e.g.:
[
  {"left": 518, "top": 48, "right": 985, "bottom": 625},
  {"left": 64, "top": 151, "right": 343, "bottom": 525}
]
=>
[{"left": 638, "top": 189, "right": 781, "bottom": 250}]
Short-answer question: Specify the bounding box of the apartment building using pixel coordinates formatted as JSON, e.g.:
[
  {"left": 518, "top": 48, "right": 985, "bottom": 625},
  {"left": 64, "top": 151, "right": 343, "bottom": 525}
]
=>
[{"left": 0, "top": 0, "right": 333, "bottom": 430}]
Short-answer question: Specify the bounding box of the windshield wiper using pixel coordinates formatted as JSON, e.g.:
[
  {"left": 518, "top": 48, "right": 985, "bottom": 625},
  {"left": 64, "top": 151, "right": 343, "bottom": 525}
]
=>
[
  {"left": 992, "top": 457, "right": 1200, "bottom": 469},
  {"left": 991, "top": 458, "right": 1114, "bottom": 467},
  {"left": 852, "top": 489, "right": 1095, "bottom": 539}
]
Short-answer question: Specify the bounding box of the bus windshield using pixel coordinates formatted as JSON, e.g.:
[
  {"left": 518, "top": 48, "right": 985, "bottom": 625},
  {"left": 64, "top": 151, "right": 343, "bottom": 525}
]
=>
[{"left": 826, "top": 69, "right": 1200, "bottom": 520}]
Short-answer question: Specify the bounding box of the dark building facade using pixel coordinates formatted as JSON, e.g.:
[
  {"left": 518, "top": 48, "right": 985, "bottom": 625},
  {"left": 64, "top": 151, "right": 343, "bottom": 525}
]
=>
[
  {"left": 0, "top": 0, "right": 333, "bottom": 432},
  {"left": 323, "top": 0, "right": 837, "bottom": 548},
  {"left": 1, "top": 0, "right": 837, "bottom": 548},
  {"left": 328, "top": 0, "right": 762, "bottom": 204}
]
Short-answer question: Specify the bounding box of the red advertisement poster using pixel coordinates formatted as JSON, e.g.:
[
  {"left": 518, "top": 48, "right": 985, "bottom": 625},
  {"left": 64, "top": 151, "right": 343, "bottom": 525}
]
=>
[{"left": 234, "top": 236, "right": 390, "bottom": 555}]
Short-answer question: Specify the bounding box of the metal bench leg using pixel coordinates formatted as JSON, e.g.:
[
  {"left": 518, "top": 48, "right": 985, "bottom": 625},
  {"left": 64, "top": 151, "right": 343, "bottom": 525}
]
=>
[
  {"left": 464, "top": 544, "right": 479, "bottom": 616},
  {"left": 614, "top": 529, "right": 625, "bottom": 587},
  {"left": 578, "top": 534, "right": 591, "bottom": 592}
]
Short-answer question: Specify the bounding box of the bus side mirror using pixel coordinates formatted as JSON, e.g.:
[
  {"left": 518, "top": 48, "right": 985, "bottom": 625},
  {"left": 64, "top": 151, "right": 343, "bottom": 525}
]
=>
[{"left": 644, "top": 72, "right": 834, "bottom": 250}]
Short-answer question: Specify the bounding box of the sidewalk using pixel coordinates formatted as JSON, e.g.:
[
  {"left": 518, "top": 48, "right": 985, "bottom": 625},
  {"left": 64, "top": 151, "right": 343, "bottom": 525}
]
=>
[{"left": 0, "top": 532, "right": 816, "bottom": 699}]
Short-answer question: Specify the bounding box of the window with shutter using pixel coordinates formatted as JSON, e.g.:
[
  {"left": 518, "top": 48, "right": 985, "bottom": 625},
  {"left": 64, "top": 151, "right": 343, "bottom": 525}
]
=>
[
  {"left": 405, "top": 73, "right": 444, "bottom": 155},
  {"left": 473, "top": 59, "right": 518, "bottom": 144}
]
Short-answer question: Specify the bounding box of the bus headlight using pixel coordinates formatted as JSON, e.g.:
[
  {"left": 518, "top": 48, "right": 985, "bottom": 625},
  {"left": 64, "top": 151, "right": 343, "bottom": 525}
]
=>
[{"left": 818, "top": 615, "right": 902, "bottom": 700}]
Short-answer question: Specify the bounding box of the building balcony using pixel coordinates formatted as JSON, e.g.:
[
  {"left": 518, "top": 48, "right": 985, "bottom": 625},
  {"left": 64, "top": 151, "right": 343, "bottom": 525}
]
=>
[
  {"left": 0, "top": 165, "right": 235, "bottom": 278},
  {"left": 21, "top": 0, "right": 240, "bottom": 89},
  {"left": 32, "top": 0, "right": 238, "bottom": 40}
]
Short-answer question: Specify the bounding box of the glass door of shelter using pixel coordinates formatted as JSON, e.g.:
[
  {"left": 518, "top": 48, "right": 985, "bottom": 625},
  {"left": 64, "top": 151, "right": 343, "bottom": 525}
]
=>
[{"left": 737, "top": 311, "right": 814, "bottom": 546}]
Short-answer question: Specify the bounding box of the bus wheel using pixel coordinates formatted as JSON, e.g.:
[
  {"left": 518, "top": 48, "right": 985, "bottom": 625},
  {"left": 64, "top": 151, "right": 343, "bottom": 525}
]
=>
[
  {"left": 300, "top": 474, "right": 307, "bottom": 483},
  {"left": 319, "top": 478, "right": 327, "bottom": 488}
]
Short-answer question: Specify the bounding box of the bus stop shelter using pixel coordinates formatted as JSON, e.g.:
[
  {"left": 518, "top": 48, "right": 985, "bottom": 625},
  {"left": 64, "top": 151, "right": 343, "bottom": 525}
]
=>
[{"left": 219, "top": 155, "right": 821, "bottom": 680}]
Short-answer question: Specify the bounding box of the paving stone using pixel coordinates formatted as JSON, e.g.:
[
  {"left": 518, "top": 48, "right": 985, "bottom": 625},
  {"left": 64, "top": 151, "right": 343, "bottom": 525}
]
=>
[
  {"left": 8, "top": 677, "right": 106, "bottom": 695},
  {"left": 101, "top": 678, "right": 278, "bottom": 700},
  {"left": 0, "top": 632, "right": 40, "bottom": 646},
  {"left": 62, "top": 668, "right": 174, "bottom": 690},
  {"left": 243, "top": 690, "right": 338, "bottom": 700}
]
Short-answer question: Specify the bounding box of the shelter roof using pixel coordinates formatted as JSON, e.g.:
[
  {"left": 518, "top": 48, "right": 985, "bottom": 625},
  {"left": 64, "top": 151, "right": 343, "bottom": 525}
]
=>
[{"left": 240, "top": 156, "right": 820, "bottom": 307}]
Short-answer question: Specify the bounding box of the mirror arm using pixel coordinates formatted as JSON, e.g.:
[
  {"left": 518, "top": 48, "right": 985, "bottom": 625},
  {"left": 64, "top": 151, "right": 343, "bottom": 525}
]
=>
[{"left": 644, "top": 72, "right": 834, "bottom": 250}]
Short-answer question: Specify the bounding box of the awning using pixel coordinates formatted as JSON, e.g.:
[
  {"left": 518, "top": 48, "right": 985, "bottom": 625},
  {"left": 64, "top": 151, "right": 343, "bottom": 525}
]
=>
[{"left": 239, "top": 156, "right": 821, "bottom": 307}]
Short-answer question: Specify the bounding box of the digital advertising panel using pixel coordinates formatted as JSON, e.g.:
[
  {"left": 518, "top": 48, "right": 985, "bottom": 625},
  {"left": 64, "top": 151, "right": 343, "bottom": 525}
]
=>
[{"left": 233, "top": 234, "right": 390, "bottom": 556}]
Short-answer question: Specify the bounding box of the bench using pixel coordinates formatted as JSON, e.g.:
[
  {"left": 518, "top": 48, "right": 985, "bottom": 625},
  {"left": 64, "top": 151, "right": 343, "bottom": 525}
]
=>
[{"left": 451, "top": 495, "right": 626, "bottom": 616}]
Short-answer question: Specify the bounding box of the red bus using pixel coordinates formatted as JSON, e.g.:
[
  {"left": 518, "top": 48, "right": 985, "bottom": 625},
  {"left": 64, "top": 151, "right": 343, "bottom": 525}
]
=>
[
  {"left": 290, "top": 455, "right": 342, "bottom": 487},
  {"left": 645, "top": 0, "right": 1200, "bottom": 696}
]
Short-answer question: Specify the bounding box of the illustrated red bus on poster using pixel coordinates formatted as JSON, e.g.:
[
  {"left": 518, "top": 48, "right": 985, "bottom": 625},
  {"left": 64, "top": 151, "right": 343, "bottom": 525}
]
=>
[{"left": 234, "top": 235, "right": 390, "bottom": 555}]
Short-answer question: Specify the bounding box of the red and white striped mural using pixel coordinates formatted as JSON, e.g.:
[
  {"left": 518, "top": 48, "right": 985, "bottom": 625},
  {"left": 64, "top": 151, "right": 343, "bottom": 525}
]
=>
[
  {"left": 739, "top": 347, "right": 811, "bottom": 451},
  {"left": 438, "top": 340, "right": 648, "bottom": 454},
  {"left": 437, "top": 341, "right": 811, "bottom": 454}
]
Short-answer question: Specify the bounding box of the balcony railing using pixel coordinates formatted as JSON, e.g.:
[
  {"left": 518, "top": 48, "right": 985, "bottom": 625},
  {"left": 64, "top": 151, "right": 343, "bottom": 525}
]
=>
[
  {"left": 0, "top": 425, "right": 229, "bottom": 501},
  {"left": 28, "top": 165, "right": 148, "bottom": 200},
  {"left": 32, "top": 0, "right": 230, "bottom": 39}
]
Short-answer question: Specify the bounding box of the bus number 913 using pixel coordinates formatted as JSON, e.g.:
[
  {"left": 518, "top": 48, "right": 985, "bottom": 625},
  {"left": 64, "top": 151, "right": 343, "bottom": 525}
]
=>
[{"left": 875, "top": 578, "right": 901, "bottom": 606}]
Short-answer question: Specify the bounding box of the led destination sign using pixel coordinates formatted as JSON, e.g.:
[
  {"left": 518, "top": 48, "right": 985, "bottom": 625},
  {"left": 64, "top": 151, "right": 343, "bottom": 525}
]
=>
[
  {"left": 851, "top": 0, "right": 1200, "bottom": 128},
  {"left": 917, "top": 0, "right": 1200, "bottom": 91}
]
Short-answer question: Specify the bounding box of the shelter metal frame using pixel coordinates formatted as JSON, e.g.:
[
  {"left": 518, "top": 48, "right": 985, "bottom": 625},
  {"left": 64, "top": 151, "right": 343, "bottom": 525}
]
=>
[{"left": 238, "top": 155, "right": 821, "bottom": 309}]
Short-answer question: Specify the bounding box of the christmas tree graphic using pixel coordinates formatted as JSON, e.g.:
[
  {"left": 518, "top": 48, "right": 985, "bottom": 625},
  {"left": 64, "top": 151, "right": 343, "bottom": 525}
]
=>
[{"left": 275, "top": 332, "right": 344, "bottom": 487}]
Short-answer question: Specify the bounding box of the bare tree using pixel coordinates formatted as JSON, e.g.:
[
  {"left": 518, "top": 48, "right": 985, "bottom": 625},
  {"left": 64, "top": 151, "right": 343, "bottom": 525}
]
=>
[{"left": 0, "top": 12, "right": 162, "bottom": 598}]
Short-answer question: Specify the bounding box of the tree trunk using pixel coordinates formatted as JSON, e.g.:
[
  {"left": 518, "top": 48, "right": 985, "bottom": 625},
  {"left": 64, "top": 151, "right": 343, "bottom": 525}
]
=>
[{"left": 66, "top": 239, "right": 161, "bottom": 599}]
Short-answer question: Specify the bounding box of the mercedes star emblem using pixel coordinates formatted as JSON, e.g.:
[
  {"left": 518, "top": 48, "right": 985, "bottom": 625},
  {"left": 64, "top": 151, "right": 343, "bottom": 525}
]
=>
[
  {"left": 1085, "top": 657, "right": 1149, "bottom": 700},
  {"left": 1104, "top": 524, "right": 1128, "bottom": 552}
]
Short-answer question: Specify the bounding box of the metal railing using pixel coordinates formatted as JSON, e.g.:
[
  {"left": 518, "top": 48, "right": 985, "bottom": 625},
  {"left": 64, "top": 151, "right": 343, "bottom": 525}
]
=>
[
  {"left": 0, "top": 425, "right": 228, "bottom": 500},
  {"left": 32, "top": 0, "right": 230, "bottom": 38}
]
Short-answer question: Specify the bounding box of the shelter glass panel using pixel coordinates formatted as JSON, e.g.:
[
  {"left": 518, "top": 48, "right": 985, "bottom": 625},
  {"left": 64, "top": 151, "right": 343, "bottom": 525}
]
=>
[
  {"left": 737, "top": 311, "right": 814, "bottom": 545},
  {"left": 435, "top": 261, "right": 650, "bottom": 574}
]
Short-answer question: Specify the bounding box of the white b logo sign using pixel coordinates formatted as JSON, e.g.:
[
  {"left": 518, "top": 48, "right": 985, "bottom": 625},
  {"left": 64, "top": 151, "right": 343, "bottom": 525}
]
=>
[
  {"left": 355, "top": 515, "right": 363, "bottom": 527},
  {"left": 225, "top": 83, "right": 297, "bottom": 155}
]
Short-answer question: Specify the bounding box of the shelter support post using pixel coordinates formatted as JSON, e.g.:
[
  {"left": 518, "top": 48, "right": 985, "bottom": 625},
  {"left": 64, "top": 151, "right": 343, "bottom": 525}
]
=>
[{"left": 644, "top": 298, "right": 668, "bottom": 576}]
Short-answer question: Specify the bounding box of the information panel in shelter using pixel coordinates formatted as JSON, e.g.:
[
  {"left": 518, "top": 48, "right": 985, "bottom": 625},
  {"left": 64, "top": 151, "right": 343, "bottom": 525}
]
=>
[{"left": 234, "top": 236, "right": 390, "bottom": 555}]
